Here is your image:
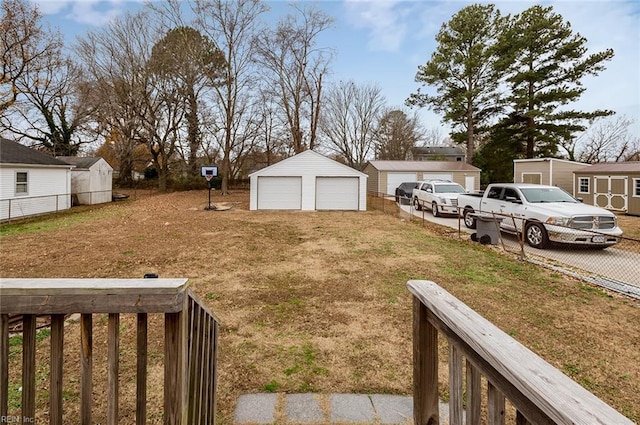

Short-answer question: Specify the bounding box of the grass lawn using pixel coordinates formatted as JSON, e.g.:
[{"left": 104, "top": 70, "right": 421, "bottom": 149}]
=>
[{"left": 1, "top": 190, "right": 638, "bottom": 424}]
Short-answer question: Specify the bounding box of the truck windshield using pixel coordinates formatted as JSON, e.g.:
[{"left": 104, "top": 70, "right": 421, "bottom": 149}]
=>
[
  {"left": 519, "top": 187, "right": 578, "bottom": 203},
  {"left": 434, "top": 184, "right": 465, "bottom": 194}
]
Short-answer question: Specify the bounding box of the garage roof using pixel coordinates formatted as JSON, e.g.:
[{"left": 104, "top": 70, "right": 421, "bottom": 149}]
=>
[
  {"left": 249, "top": 149, "right": 367, "bottom": 177},
  {"left": 367, "top": 160, "right": 480, "bottom": 172}
]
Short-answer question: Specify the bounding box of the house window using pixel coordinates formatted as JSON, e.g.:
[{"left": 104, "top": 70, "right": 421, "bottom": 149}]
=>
[
  {"left": 16, "top": 171, "right": 28, "bottom": 195},
  {"left": 634, "top": 178, "right": 640, "bottom": 197},
  {"left": 578, "top": 177, "right": 590, "bottom": 194}
]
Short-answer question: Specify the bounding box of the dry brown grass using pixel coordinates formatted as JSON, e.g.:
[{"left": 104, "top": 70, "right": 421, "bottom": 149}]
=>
[{"left": 1, "top": 190, "right": 638, "bottom": 424}]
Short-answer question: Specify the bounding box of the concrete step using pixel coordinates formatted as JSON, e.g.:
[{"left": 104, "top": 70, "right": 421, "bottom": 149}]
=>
[{"left": 233, "top": 393, "right": 455, "bottom": 424}]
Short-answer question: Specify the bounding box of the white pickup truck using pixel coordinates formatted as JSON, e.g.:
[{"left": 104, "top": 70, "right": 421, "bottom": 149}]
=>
[{"left": 457, "top": 183, "right": 623, "bottom": 249}]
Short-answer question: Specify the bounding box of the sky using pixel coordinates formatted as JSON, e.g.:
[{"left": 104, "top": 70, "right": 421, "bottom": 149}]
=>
[{"left": 35, "top": 0, "right": 640, "bottom": 142}]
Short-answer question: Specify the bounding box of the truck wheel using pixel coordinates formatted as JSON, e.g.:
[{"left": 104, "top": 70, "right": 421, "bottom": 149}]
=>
[
  {"left": 525, "top": 222, "right": 549, "bottom": 249},
  {"left": 463, "top": 208, "right": 476, "bottom": 229},
  {"left": 432, "top": 202, "right": 440, "bottom": 217},
  {"left": 414, "top": 197, "right": 422, "bottom": 211}
]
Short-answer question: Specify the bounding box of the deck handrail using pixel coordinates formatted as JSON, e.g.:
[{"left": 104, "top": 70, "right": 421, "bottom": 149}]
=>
[
  {"left": 0, "top": 278, "right": 219, "bottom": 425},
  {"left": 407, "top": 280, "right": 633, "bottom": 425}
]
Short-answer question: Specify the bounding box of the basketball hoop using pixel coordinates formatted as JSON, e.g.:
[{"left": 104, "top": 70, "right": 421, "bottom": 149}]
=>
[{"left": 205, "top": 174, "right": 213, "bottom": 182}]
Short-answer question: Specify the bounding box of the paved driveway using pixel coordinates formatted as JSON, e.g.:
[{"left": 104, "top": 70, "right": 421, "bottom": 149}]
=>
[{"left": 401, "top": 204, "right": 640, "bottom": 291}]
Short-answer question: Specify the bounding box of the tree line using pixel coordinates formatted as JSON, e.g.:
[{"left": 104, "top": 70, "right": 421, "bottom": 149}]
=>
[{"left": 2, "top": 0, "right": 637, "bottom": 191}]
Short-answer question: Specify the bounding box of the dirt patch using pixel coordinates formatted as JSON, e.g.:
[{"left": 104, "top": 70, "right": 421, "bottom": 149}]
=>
[{"left": 1, "top": 190, "right": 638, "bottom": 424}]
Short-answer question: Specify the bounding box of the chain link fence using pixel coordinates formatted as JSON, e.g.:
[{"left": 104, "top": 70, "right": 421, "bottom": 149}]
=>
[
  {"left": 1, "top": 190, "right": 116, "bottom": 222},
  {"left": 368, "top": 191, "right": 640, "bottom": 298}
]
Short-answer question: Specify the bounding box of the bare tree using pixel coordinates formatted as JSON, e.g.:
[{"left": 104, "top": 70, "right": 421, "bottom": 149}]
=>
[
  {"left": 255, "top": 3, "right": 333, "bottom": 154},
  {"left": 1, "top": 0, "right": 62, "bottom": 115},
  {"left": 561, "top": 115, "right": 639, "bottom": 163},
  {"left": 76, "top": 8, "right": 182, "bottom": 189},
  {"left": 374, "top": 109, "right": 424, "bottom": 160},
  {"left": 3, "top": 54, "right": 95, "bottom": 155},
  {"left": 320, "top": 80, "right": 385, "bottom": 168},
  {"left": 194, "top": 0, "right": 269, "bottom": 194}
]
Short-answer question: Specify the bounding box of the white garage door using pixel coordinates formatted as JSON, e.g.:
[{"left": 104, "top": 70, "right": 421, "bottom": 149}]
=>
[
  {"left": 386, "top": 172, "right": 418, "bottom": 195},
  {"left": 316, "top": 177, "right": 359, "bottom": 210},
  {"left": 257, "top": 176, "right": 302, "bottom": 210},
  {"left": 423, "top": 173, "right": 453, "bottom": 182}
]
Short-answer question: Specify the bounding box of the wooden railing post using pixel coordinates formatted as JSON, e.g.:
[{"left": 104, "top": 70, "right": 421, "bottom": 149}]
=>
[
  {"left": 465, "top": 360, "right": 481, "bottom": 425},
  {"left": 0, "top": 314, "right": 8, "bottom": 419},
  {"left": 136, "top": 313, "right": 148, "bottom": 425},
  {"left": 413, "top": 296, "right": 439, "bottom": 425},
  {"left": 107, "top": 313, "right": 120, "bottom": 425},
  {"left": 50, "top": 314, "right": 65, "bottom": 425},
  {"left": 449, "top": 344, "right": 463, "bottom": 425},
  {"left": 487, "top": 381, "right": 505, "bottom": 425},
  {"left": 81, "top": 314, "right": 93, "bottom": 425},
  {"left": 165, "top": 303, "right": 188, "bottom": 425},
  {"left": 22, "top": 314, "right": 36, "bottom": 423}
]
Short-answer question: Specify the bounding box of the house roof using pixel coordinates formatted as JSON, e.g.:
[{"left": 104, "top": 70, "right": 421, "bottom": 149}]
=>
[
  {"left": 411, "top": 146, "right": 466, "bottom": 156},
  {"left": 57, "top": 156, "right": 104, "bottom": 170},
  {"left": 0, "top": 137, "right": 71, "bottom": 167},
  {"left": 249, "top": 150, "right": 367, "bottom": 177},
  {"left": 366, "top": 160, "right": 480, "bottom": 172},
  {"left": 575, "top": 162, "right": 640, "bottom": 174}
]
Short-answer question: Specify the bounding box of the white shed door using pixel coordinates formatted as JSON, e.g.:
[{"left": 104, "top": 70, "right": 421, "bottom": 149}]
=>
[
  {"left": 423, "top": 173, "right": 453, "bottom": 182},
  {"left": 386, "top": 173, "right": 418, "bottom": 195},
  {"left": 316, "top": 177, "right": 359, "bottom": 210},
  {"left": 257, "top": 176, "right": 302, "bottom": 210}
]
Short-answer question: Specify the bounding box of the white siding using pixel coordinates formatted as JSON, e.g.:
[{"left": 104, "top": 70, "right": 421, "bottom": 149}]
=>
[
  {"left": 70, "top": 159, "right": 113, "bottom": 205},
  {"left": 0, "top": 166, "right": 71, "bottom": 220},
  {"left": 250, "top": 150, "right": 367, "bottom": 211},
  {"left": 316, "top": 177, "right": 359, "bottom": 210}
]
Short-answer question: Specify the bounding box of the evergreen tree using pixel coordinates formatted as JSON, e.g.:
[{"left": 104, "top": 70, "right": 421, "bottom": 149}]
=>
[
  {"left": 494, "top": 5, "right": 614, "bottom": 158},
  {"left": 407, "top": 4, "right": 503, "bottom": 163}
]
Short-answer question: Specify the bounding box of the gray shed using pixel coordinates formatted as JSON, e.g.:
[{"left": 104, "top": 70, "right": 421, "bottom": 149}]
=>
[{"left": 363, "top": 160, "right": 481, "bottom": 196}]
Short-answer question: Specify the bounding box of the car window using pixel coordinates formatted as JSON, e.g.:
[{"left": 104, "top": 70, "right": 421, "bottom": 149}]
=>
[
  {"left": 503, "top": 188, "right": 520, "bottom": 201},
  {"left": 487, "top": 187, "right": 502, "bottom": 199},
  {"left": 434, "top": 184, "right": 465, "bottom": 194},
  {"left": 520, "top": 187, "right": 578, "bottom": 203}
]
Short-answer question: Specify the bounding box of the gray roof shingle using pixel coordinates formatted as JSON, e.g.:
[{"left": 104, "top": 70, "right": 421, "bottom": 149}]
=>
[{"left": 0, "top": 137, "right": 71, "bottom": 167}]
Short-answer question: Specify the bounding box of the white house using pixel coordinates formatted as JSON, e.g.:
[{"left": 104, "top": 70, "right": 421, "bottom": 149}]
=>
[
  {"left": 249, "top": 150, "right": 368, "bottom": 211},
  {"left": 0, "top": 137, "right": 73, "bottom": 220},
  {"left": 58, "top": 156, "right": 113, "bottom": 205}
]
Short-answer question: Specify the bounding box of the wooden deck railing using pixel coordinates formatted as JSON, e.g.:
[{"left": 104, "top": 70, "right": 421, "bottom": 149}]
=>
[
  {"left": 0, "top": 278, "right": 219, "bottom": 425},
  {"left": 408, "top": 280, "right": 633, "bottom": 425}
]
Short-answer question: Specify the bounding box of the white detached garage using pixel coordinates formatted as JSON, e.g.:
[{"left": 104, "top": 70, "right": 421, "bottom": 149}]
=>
[{"left": 249, "top": 150, "right": 367, "bottom": 211}]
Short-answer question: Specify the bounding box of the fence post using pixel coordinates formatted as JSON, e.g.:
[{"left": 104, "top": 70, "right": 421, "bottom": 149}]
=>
[{"left": 413, "top": 296, "right": 439, "bottom": 425}]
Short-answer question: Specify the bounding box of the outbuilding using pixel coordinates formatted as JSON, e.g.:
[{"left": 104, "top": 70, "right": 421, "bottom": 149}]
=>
[
  {"left": 513, "top": 158, "right": 588, "bottom": 195},
  {"left": 0, "top": 137, "right": 73, "bottom": 220},
  {"left": 363, "top": 160, "right": 481, "bottom": 196},
  {"left": 249, "top": 150, "right": 367, "bottom": 211},
  {"left": 573, "top": 162, "right": 640, "bottom": 215},
  {"left": 58, "top": 156, "right": 113, "bottom": 205}
]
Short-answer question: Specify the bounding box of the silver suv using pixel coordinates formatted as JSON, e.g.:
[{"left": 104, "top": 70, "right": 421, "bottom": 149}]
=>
[{"left": 412, "top": 180, "right": 467, "bottom": 217}]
